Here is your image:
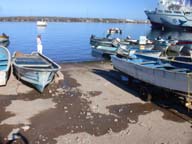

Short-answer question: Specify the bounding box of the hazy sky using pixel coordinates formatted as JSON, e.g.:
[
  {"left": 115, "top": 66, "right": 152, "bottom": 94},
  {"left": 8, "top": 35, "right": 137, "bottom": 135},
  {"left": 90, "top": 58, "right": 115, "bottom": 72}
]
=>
[{"left": 0, "top": 0, "right": 156, "bottom": 19}]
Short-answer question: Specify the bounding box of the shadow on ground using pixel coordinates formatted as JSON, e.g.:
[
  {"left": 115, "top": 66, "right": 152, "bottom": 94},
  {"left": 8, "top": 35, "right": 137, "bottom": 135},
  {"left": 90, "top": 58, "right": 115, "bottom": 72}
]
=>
[
  {"left": 92, "top": 68, "right": 192, "bottom": 119},
  {"left": 0, "top": 68, "right": 191, "bottom": 144}
]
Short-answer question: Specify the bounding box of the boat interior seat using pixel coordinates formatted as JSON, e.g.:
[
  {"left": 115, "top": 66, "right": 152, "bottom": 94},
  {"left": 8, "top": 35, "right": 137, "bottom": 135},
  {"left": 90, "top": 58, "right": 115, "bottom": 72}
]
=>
[
  {"left": 17, "top": 63, "right": 51, "bottom": 68},
  {"left": 140, "top": 61, "right": 157, "bottom": 65},
  {"left": 169, "top": 68, "right": 190, "bottom": 72},
  {"left": 152, "top": 63, "right": 174, "bottom": 68},
  {"left": 0, "top": 59, "right": 8, "bottom": 61},
  {"left": 0, "top": 59, "right": 8, "bottom": 65},
  {"left": 0, "top": 61, "right": 8, "bottom": 66},
  {"left": 15, "top": 57, "right": 51, "bottom": 68}
]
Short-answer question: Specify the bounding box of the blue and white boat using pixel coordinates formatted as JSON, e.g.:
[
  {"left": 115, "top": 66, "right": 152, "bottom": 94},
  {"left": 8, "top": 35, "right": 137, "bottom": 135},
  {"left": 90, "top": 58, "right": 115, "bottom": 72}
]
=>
[
  {"left": 90, "top": 28, "right": 122, "bottom": 47},
  {"left": 0, "top": 46, "right": 11, "bottom": 86},
  {"left": 92, "top": 45, "right": 118, "bottom": 58},
  {"left": 12, "top": 52, "right": 61, "bottom": 92},
  {"left": 90, "top": 35, "right": 115, "bottom": 47},
  {"left": 111, "top": 53, "right": 192, "bottom": 109}
]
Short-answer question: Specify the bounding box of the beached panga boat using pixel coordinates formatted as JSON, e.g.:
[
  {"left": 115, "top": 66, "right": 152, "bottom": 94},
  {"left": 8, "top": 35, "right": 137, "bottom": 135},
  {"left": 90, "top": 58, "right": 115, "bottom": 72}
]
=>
[
  {"left": 0, "top": 46, "right": 11, "bottom": 86},
  {"left": 12, "top": 52, "right": 60, "bottom": 92},
  {"left": 111, "top": 53, "right": 192, "bottom": 109}
]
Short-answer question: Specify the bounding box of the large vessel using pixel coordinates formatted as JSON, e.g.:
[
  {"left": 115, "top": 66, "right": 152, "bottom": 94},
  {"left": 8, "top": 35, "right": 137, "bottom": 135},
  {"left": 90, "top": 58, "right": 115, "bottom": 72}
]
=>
[{"left": 145, "top": 0, "right": 192, "bottom": 30}]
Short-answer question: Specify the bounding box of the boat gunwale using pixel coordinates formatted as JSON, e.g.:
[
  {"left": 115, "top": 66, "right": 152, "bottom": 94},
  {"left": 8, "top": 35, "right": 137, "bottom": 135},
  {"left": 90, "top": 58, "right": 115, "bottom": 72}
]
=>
[
  {"left": 12, "top": 51, "right": 61, "bottom": 72},
  {"left": 113, "top": 55, "right": 192, "bottom": 75},
  {"left": 0, "top": 46, "right": 11, "bottom": 72},
  {"left": 135, "top": 52, "right": 192, "bottom": 71}
]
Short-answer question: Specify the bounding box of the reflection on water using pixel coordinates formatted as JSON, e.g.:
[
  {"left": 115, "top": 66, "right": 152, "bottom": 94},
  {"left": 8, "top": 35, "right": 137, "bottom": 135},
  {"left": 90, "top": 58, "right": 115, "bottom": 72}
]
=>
[{"left": 36, "top": 26, "right": 46, "bottom": 34}]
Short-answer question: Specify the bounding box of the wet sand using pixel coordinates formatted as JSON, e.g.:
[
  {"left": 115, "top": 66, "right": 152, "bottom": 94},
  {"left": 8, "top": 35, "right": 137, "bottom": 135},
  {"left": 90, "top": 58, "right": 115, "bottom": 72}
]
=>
[{"left": 0, "top": 61, "right": 192, "bottom": 144}]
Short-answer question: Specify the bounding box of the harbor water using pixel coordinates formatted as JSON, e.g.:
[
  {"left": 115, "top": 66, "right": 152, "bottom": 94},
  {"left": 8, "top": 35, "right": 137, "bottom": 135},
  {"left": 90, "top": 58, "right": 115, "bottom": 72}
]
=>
[{"left": 1, "top": 22, "right": 192, "bottom": 63}]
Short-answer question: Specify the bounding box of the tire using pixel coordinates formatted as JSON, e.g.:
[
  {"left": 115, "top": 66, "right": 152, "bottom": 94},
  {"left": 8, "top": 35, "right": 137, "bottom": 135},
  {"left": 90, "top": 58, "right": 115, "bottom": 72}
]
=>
[{"left": 139, "top": 86, "right": 152, "bottom": 102}]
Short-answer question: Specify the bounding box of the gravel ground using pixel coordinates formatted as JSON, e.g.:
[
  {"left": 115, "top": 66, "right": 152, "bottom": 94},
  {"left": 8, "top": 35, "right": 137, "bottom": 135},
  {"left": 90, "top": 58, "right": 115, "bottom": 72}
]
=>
[{"left": 0, "top": 61, "right": 191, "bottom": 144}]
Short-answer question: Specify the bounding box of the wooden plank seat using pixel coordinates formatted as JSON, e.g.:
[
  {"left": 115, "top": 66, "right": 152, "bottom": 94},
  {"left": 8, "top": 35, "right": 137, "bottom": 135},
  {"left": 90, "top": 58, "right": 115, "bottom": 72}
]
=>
[
  {"left": 140, "top": 61, "right": 157, "bottom": 65},
  {"left": 0, "top": 59, "right": 8, "bottom": 61},
  {"left": 169, "top": 68, "right": 190, "bottom": 72},
  {"left": 15, "top": 57, "right": 51, "bottom": 68},
  {"left": 0, "top": 61, "right": 8, "bottom": 66},
  {"left": 0, "top": 59, "right": 8, "bottom": 66},
  {"left": 148, "top": 63, "right": 176, "bottom": 70}
]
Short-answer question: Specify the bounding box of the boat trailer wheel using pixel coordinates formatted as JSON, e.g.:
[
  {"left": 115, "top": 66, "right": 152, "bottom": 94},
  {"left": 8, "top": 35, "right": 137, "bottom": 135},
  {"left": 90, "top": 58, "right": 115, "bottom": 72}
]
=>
[{"left": 139, "top": 86, "right": 152, "bottom": 102}]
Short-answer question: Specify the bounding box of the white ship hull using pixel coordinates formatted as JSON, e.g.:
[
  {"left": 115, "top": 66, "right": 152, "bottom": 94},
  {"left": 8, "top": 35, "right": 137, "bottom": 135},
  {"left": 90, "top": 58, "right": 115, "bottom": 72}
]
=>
[
  {"left": 145, "top": 10, "right": 192, "bottom": 30},
  {"left": 145, "top": 0, "right": 192, "bottom": 30}
]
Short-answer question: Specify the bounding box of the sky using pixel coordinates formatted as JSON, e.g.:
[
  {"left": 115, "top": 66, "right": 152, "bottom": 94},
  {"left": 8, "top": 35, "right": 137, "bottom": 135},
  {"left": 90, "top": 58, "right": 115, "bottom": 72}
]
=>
[{"left": 0, "top": 0, "right": 156, "bottom": 20}]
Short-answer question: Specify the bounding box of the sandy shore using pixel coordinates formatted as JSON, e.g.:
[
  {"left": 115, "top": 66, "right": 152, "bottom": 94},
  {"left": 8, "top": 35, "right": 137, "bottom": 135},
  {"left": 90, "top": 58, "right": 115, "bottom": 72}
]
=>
[{"left": 0, "top": 61, "right": 191, "bottom": 144}]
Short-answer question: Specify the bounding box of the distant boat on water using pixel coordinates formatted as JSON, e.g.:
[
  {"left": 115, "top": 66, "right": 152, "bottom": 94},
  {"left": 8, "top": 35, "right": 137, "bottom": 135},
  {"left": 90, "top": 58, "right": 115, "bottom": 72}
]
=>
[
  {"left": 12, "top": 52, "right": 60, "bottom": 92},
  {"left": 145, "top": 0, "right": 192, "bottom": 30},
  {"left": 36, "top": 20, "right": 47, "bottom": 27}
]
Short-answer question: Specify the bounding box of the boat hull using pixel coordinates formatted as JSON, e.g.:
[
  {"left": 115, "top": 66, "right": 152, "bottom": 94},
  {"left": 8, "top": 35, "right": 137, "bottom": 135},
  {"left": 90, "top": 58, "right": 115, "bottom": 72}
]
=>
[
  {"left": 92, "top": 45, "right": 117, "bottom": 55},
  {"left": 90, "top": 37, "right": 113, "bottom": 47},
  {"left": 111, "top": 55, "right": 192, "bottom": 94},
  {"left": 36, "top": 21, "right": 47, "bottom": 27},
  {"left": 13, "top": 67, "right": 56, "bottom": 92}
]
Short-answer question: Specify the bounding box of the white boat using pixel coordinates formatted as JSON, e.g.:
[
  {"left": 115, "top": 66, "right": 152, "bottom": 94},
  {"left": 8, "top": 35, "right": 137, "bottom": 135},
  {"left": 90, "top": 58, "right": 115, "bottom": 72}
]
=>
[
  {"left": 145, "top": 0, "right": 192, "bottom": 30},
  {"left": 36, "top": 21, "right": 47, "bottom": 27}
]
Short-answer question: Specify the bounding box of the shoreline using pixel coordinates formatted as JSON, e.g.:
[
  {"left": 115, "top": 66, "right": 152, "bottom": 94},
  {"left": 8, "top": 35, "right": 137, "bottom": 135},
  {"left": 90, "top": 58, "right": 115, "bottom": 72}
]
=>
[{"left": 0, "top": 16, "right": 150, "bottom": 24}]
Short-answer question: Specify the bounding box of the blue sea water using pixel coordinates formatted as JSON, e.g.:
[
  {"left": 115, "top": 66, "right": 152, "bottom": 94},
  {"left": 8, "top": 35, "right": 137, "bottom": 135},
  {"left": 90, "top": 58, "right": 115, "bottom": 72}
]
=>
[{"left": 0, "top": 22, "right": 192, "bottom": 63}]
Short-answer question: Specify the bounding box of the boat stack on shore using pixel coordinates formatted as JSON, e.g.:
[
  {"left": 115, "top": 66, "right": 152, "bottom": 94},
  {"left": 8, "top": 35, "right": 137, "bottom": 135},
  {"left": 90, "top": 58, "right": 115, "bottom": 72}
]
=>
[{"left": 90, "top": 27, "right": 192, "bottom": 110}]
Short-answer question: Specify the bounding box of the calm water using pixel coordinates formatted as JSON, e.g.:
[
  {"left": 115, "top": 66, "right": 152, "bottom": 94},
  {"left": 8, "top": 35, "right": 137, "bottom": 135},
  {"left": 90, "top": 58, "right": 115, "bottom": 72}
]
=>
[{"left": 1, "top": 22, "right": 192, "bottom": 63}]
